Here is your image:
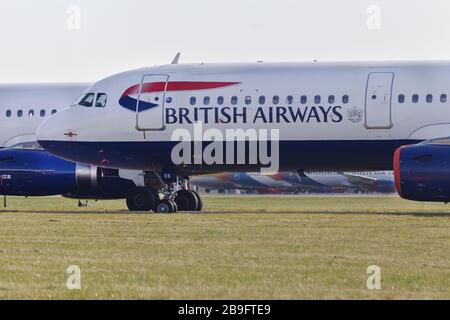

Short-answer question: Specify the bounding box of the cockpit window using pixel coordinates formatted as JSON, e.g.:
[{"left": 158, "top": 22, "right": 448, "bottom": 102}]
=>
[
  {"left": 95, "top": 93, "right": 107, "bottom": 107},
  {"left": 79, "top": 93, "right": 95, "bottom": 107}
]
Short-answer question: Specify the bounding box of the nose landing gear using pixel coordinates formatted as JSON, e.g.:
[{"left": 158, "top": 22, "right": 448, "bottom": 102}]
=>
[
  {"left": 154, "top": 198, "right": 178, "bottom": 213},
  {"left": 145, "top": 170, "right": 204, "bottom": 214}
]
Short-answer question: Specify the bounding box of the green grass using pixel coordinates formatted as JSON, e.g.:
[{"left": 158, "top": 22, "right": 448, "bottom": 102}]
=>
[{"left": 0, "top": 195, "right": 450, "bottom": 299}]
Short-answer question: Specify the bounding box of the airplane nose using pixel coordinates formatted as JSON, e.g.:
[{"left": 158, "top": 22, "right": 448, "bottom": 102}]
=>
[
  {"left": 37, "top": 111, "right": 75, "bottom": 160},
  {"left": 37, "top": 108, "right": 107, "bottom": 166}
]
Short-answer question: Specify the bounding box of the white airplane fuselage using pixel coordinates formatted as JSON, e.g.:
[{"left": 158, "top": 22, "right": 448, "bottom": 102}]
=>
[
  {"left": 302, "top": 171, "right": 394, "bottom": 188},
  {"left": 36, "top": 61, "right": 450, "bottom": 174},
  {"left": 191, "top": 171, "right": 394, "bottom": 191},
  {"left": 0, "top": 84, "right": 89, "bottom": 147}
]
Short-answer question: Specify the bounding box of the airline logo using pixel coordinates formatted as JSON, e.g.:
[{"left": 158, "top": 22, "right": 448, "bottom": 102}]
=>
[
  {"left": 347, "top": 106, "right": 363, "bottom": 123},
  {"left": 119, "top": 81, "right": 240, "bottom": 112}
]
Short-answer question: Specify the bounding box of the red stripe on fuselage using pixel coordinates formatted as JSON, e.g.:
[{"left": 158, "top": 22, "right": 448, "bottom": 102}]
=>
[
  {"left": 122, "top": 81, "right": 240, "bottom": 97},
  {"left": 393, "top": 146, "right": 403, "bottom": 197}
]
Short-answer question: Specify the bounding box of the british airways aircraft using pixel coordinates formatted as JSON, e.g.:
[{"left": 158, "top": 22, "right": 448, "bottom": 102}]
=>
[
  {"left": 36, "top": 59, "right": 450, "bottom": 211},
  {"left": 0, "top": 84, "right": 178, "bottom": 211}
]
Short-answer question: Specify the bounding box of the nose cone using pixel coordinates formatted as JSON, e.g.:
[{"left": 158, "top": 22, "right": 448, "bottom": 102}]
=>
[{"left": 37, "top": 108, "right": 119, "bottom": 168}]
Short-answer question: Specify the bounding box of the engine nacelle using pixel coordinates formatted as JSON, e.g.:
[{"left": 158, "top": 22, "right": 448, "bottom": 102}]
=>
[
  {"left": 65, "top": 167, "right": 137, "bottom": 200},
  {"left": 394, "top": 142, "right": 450, "bottom": 202},
  {"left": 0, "top": 148, "right": 78, "bottom": 196},
  {"left": 0, "top": 148, "right": 137, "bottom": 199}
]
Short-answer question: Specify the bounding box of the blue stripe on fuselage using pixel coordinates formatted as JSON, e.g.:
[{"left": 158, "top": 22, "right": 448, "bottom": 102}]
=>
[
  {"left": 118, "top": 96, "right": 159, "bottom": 112},
  {"left": 297, "top": 172, "right": 326, "bottom": 188},
  {"left": 38, "top": 139, "right": 423, "bottom": 173}
]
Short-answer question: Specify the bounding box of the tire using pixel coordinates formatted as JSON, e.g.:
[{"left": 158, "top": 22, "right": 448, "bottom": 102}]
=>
[
  {"left": 154, "top": 199, "right": 175, "bottom": 214},
  {"left": 174, "top": 190, "right": 199, "bottom": 211},
  {"left": 170, "top": 200, "right": 178, "bottom": 213},
  {"left": 191, "top": 190, "right": 203, "bottom": 211},
  {"left": 126, "top": 187, "right": 156, "bottom": 211}
]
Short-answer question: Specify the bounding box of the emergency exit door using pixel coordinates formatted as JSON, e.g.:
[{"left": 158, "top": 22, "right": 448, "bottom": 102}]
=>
[{"left": 365, "top": 72, "right": 394, "bottom": 129}]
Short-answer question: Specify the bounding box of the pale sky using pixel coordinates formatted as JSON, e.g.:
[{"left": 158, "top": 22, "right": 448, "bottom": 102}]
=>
[{"left": 0, "top": 0, "right": 449, "bottom": 82}]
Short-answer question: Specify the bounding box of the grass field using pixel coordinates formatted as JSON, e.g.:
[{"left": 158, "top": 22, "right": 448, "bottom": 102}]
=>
[{"left": 0, "top": 195, "right": 450, "bottom": 299}]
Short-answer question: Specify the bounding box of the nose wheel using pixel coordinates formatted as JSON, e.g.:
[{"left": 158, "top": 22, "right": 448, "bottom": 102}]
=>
[
  {"left": 135, "top": 170, "right": 203, "bottom": 213},
  {"left": 154, "top": 199, "right": 178, "bottom": 213},
  {"left": 153, "top": 189, "right": 202, "bottom": 213}
]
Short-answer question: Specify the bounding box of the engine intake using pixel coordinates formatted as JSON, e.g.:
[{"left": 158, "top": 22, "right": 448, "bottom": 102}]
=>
[{"left": 394, "top": 143, "right": 450, "bottom": 202}]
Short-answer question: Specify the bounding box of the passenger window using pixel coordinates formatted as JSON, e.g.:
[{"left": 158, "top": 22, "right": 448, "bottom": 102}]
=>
[
  {"left": 412, "top": 94, "right": 419, "bottom": 103},
  {"left": 51, "top": 109, "right": 57, "bottom": 115},
  {"left": 231, "top": 96, "right": 238, "bottom": 105},
  {"left": 217, "top": 96, "right": 224, "bottom": 105},
  {"left": 95, "top": 93, "right": 107, "bottom": 107},
  {"left": 245, "top": 96, "right": 252, "bottom": 105},
  {"left": 203, "top": 96, "right": 210, "bottom": 105},
  {"left": 441, "top": 94, "right": 447, "bottom": 103},
  {"left": 190, "top": 97, "right": 196, "bottom": 105},
  {"left": 426, "top": 94, "right": 433, "bottom": 103},
  {"left": 17, "top": 110, "right": 23, "bottom": 117},
  {"left": 300, "top": 95, "right": 307, "bottom": 104},
  {"left": 398, "top": 94, "right": 405, "bottom": 103},
  {"left": 40, "top": 109, "right": 46, "bottom": 117},
  {"left": 286, "top": 96, "right": 294, "bottom": 105},
  {"left": 28, "top": 110, "right": 34, "bottom": 117},
  {"left": 314, "top": 95, "right": 321, "bottom": 104},
  {"left": 342, "top": 95, "right": 349, "bottom": 104},
  {"left": 6, "top": 110, "right": 11, "bottom": 118},
  {"left": 273, "top": 96, "right": 279, "bottom": 104},
  {"left": 328, "top": 95, "right": 335, "bottom": 104},
  {"left": 259, "top": 96, "right": 266, "bottom": 105},
  {"left": 79, "top": 93, "right": 95, "bottom": 107}
]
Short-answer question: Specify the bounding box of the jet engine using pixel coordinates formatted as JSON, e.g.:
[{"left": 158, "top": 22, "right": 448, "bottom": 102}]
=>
[
  {"left": 0, "top": 148, "right": 135, "bottom": 199},
  {"left": 394, "top": 140, "right": 450, "bottom": 202}
]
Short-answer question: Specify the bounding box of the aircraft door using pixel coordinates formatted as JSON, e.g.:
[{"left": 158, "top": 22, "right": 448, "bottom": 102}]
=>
[
  {"left": 136, "top": 74, "right": 169, "bottom": 131},
  {"left": 365, "top": 72, "right": 394, "bottom": 129}
]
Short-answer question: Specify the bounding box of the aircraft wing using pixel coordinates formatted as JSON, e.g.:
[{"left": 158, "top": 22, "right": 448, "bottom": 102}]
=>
[{"left": 341, "top": 172, "right": 377, "bottom": 185}]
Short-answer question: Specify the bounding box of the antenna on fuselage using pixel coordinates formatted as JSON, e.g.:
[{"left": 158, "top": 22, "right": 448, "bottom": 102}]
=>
[{"left": 171, "top": 52, "right": 181, "bottom": 64}]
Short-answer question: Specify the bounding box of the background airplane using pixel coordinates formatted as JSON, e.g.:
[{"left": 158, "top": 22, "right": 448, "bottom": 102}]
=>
[
  {"left": 0, "top": 84, "right": 88, "bottom": 147},
  {"left": 300, "top": 171, "right": 395, "bottom": 193},
  {"left": 190, "top": 171, "right": 395, "bottom": 194},
  {"left": 0, "top": 84, "right": 171, "bottom": 211}
]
